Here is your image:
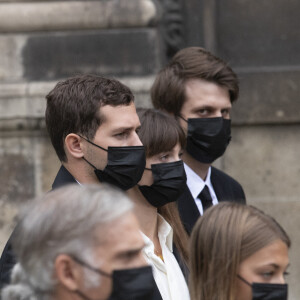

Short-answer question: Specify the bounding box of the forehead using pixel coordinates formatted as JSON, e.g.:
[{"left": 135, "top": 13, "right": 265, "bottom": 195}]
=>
[
  {"left": 93, "top": 212, "right": 143, "bottom": 254},
  {"left": 182, "top": 78, "right": 231, "bottom": 109},
  {"left": 99, "top": 102, "right": 140, "bottom": 128},
  {"left": 239, "top": 240, "right": 289, "bottom": 270}
]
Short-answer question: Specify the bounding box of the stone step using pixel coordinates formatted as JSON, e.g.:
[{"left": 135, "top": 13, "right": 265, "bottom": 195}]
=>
[{"left": 0, "top": 0, "right": 157, "bottom": 32}]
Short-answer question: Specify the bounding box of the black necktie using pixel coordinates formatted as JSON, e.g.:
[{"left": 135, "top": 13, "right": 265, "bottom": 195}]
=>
[{"left": 198, "top": 185, "right": 213, "bottom": 212}]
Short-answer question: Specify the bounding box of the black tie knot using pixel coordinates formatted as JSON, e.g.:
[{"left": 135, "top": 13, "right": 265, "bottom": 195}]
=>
[{"left": 198, "top": 185, "right": 213, "bottom": 212}]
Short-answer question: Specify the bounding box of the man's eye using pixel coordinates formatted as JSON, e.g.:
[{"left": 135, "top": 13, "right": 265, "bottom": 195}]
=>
[
  {"left": 199, "top": 109, "right": 208, "bottom": 115},
  {"left": 222, "top": 109, "right": 229, "bottom": 114}
]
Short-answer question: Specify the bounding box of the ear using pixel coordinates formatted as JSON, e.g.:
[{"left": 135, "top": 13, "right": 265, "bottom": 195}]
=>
[
  {"left": 65, "top": 134, "right": 84, "bottom": 159},
  {"left": 55, "top": 254, "right": 82, "bottom": 291}
]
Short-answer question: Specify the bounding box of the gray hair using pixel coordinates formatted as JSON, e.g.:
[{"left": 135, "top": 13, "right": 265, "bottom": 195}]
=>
[{"left": 2, "top": 184, "right": 133, "bottom": 300}]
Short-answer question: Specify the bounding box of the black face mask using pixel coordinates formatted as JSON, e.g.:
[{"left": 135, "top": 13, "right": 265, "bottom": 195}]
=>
[
  {"left": 138, "top": 160, "right": 187, "bottom": 207},
  {"left": 237, "top": 275, "right": 288, "bottom": 300},
  {"left": 72, "top": 256, "right": 156, "bottom": 300},
  {"left": 80, "top": 136, "right": 146, "bottom": 190},
  {"left": 180, "top": 116, "right": 231, "bottom": 164}
]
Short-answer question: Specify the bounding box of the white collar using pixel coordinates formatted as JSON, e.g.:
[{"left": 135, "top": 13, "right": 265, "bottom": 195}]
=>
[
  {"left": 184, "top": 163, "right": 212, "bottom": 199},
  {"left": 141, "top": 214, "right": 173, "bottom": 253}
]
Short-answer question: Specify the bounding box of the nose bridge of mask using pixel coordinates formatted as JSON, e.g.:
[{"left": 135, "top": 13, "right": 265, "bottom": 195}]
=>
[
  {"left": 107, "top": 146, "right": 145, "bottom": 166},
  {"left": 150, "top": 160, "right": 184, "bottom": 180},
  {"left": 252, "top": 282, "right": 288, "bottom": 300},
  {"left": 111, "top": 266, "right": 154, "bottom": 292},
  {"left": 252, "top": 282, "right": 288, "bottom": 291},
  {"left": 189, "top": 117, "right": 225, "bottom": 137},
  {"left": 237, "top": 274, "right": 288, "bottom": 300}
]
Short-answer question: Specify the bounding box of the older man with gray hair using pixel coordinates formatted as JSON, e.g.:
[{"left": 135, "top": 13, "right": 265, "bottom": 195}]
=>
[{"left": 1, "top": 184, "right": 156, "bottom": 300}]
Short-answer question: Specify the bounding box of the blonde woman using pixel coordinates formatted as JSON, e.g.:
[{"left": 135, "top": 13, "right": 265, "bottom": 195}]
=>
[{"left": 189, "top": 202, "right": 290, "bottom": 300}]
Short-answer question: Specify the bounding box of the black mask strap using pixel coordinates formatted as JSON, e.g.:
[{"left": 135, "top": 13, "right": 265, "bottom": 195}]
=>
[
  {"left": 74, "top": 289, "right": 109, "bottom": 300},
  {"left": 75, "top": 290, "right": 93, "bottom": 300},
  {"left": 71, "top": 255, "right": 111, "bottom": 278},
  {"left": 78, "top": 135, "right": 108, "bottom": 152},
  {"left": 237, "top": 274, "right": 252, "bottom": 287},
  {"left": 136, "top": 167, "right": 151, "bottom": 188},
  {"left": 82, "top": 157, "right": 99, "bottom": 171},
  {"left": 178, "top": 115, "right": 188, "bottom": 123}
]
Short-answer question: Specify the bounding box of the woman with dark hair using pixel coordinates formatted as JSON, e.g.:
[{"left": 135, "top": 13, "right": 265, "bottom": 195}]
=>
[
  {"left": 127, "top": 108, "right": 190, "bottom": 300},
  {"left": 189, "top": 202, "right": 290, "bottom": 300}
]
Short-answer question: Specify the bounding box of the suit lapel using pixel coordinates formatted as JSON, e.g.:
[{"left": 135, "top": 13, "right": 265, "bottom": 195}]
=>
[
  {"left": 210, "top": 167, "right": 226, "bottom": 202},
  {"left": 177, "top": 184, "right": 200, "bottom": 235},
  {"left": 52, "top": 165, "right": 77, "bottom": 190}
]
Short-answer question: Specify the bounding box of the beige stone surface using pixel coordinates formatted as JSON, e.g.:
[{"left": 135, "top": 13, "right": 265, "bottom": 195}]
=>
[
  {"left": 40, "top": 137, "right": 61, "bottom": 193},
  {"left": 0, "top": 35, "right": 26, "bottom": 81},
  {"left": 0, "top": 200, "right": 18, "bottom": 254},
  {"left": 0, "top": 135, "right": 37, "bottom": 252},
  {"left": 223, "top": 125, "right": 300, "bottom": 199},
  {"left": 0, "top": 0, "right": 157, "bottom": 32}
]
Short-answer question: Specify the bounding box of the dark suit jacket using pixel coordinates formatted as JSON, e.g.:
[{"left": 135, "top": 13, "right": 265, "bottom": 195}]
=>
[
  {"left": 178, "top": 166, "right": 246, "bottom": 235},
  {"left": 0, "top": 166, "right": 165, "bottom": 299}
]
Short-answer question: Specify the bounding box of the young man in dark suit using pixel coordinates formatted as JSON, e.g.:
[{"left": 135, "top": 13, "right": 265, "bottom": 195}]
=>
[
  {"left": 0, "top": 74, "right": 146, "bottom": 288},
  {"left": 151, "top": 47, "right": 246, "bottom": 234},
  {"left": 46, "top": 75, "right": 145, "bottom": 191}
]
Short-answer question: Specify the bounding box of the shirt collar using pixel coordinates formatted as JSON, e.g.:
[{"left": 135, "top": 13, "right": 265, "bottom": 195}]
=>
[
  {"left": 141, "top": 214, "right": 173, "bottom": 253},
  {"left": 184, "top": 163, "right": 212, "bottom": 199}
]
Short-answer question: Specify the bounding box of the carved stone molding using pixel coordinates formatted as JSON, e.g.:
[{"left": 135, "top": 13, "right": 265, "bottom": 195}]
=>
[{"left": 158, "top": 0, "right": 185, "bottom": 59}]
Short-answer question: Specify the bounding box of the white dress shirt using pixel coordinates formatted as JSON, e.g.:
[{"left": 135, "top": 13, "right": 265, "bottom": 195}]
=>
[
  {"left": 141, "top": 215, "right": 190, "bottom": 300},
  {"left": 184, "top": 163, "right": 218, "bottom": 215}
]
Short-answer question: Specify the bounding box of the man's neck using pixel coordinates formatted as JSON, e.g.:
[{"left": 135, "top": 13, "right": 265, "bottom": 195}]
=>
[
  {"left": 127, "top": 186, "right": 159, "bottom": 242},
  {"left": 182, "top": 152, "right": 210, "bottom": 180}
]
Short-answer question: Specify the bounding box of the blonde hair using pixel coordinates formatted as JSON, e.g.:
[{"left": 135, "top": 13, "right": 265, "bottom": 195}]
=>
[{"left": 189, "top": 202, "right": 290, "bottom": 300}]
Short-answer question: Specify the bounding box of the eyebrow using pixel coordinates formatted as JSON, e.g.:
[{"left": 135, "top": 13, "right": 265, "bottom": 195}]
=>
[
  {"left": 117, "top": 244, "right": 145, "bottom": 258},
  {"left": 261, "top": 263, "right": 290, "bottom": 269},
  {"left": 192, "top": 105, "right": 231, "bottom": 112},
  {"left": 111, "top": 126, "right": 138, "bottom": 133}
]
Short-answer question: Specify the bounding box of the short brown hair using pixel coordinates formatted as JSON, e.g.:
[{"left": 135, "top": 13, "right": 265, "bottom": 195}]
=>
[
  {"left": 136, "top": 108, "right": 186, "bottom": 157},
  {"left": 151, "top": 47, "right": 239, "bottom": 116},
  {"left": 189, "top": 202, "right": 291, "bottom": 300},
  {"left": 45, "top": 74, "right": 134, "bottom": 162}
]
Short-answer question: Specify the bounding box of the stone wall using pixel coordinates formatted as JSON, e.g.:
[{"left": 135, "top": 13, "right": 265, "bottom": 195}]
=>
[
  {"left": 0, "top": 0, "right": 299, "bottom": 298},
  {"left": 0, "top": 0, "right": 159, "bottom": 252}
]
